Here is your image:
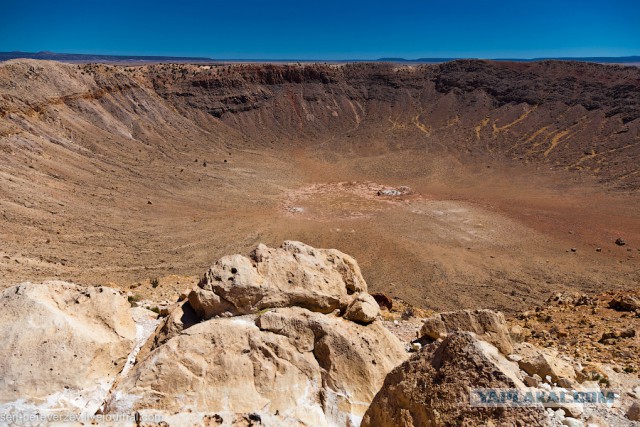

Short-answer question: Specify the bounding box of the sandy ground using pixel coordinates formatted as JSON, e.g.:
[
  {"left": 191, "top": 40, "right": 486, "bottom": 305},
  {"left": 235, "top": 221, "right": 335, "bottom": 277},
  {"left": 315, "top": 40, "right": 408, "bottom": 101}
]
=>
[
  {"left": 1, "top": 145, "right": 637, "bottom": 313},
  {"left": 0, "top": 60, "right": 637, "bottom": 313}
]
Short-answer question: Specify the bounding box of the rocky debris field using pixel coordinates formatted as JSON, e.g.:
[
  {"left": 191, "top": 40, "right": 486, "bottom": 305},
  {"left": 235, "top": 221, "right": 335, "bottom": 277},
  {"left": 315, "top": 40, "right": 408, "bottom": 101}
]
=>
[
  {"left": 0, "top": 243, "right": 638, "bottom": 426},
  {"left": 510, "top": 291, "right": 640, "bottom": 381}
]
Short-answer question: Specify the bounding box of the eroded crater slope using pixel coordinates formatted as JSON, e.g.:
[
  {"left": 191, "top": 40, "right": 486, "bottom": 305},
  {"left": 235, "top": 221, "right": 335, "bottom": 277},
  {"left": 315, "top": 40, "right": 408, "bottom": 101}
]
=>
[{"left": 0, "top": 59, "right": 638, "bottom": 311}]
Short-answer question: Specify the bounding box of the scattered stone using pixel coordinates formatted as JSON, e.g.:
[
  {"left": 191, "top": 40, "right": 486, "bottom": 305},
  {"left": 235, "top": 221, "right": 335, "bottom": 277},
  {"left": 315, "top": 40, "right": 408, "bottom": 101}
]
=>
[
  {"left": 615, "top": 237, "right": 626, "bottom": 246},
  {"left": 627, "top": 401, "right": 640, "bottom": 421},
  {"left": 510, "top": 324, "right": 531, "bottom": 343},
  {"left": 599, "top": 328, "right": 636, "bottom": 343},
  {"left": 523, "top": 374, "right": 540, "bottom": 387},
  {"left": 551, "top": 326, "right": 569, "bottom": 338},
  {"left": 562, "top": 417, "right": 584, "bottom": 427},
  {"left": 507, "top": 353, "right": 523, "bottom": 362},
  {"left": 609, "top": 294, "right": 640, "bottom": 312},
  {"left": 547, "top": 292, "right": 594, "bottom": 306},
  {"left": 557, "top": 378, "right": 576, "bottom": 388},
  {"left": 344, "top": 292, "right": 380, "bottom": 324},
  {"left": 573, "top": 294, "right": 596, "bottom": 306},
  {"left": 515, "top": 343, "right": 576, "bottom": 384},
  {"left": 419, "top": 309, "right": 513, "bottom": 355},
  {"left": 585, "top": 415, "right": 608, "bottom": 426}
]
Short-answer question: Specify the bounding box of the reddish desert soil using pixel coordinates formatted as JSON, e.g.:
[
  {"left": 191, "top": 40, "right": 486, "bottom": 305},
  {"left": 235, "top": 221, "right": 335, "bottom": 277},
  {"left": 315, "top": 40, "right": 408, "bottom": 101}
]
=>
[{"left": 0, "top": 59, "right": 638, "bottom": 313}]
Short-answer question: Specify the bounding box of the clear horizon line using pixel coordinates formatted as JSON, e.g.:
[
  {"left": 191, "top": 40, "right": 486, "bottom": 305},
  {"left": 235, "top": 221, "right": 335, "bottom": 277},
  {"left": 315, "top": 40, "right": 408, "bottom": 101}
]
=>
[
  {"left": 207, "top": 56, "right": 640, "bottom": 62},
  {"left": 2, "top": 50, "right": 640, "bottom": 62}
]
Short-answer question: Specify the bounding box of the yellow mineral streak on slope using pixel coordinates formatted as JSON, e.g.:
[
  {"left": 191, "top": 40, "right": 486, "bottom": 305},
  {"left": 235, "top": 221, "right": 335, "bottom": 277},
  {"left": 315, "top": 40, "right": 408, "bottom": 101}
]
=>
[
  {"left": 543, "top": 129, "right": 572, "bottom": 157},
  {"left": 475, "top": 118, "right": 490, "bottom": 140},
  {"left": 388, "top": 116, "right": 406, "bottom": 130},
  {"left": 412, "top": 114, "right": 430, "bottom": 134},
  {"left": 508, "top": 125, "right": 551, "bottom": 154},
  {"left": 543, "top": 118, "right": 587, "bottom": 157},
  {"left": 571, "top": 143, "right": 637, "bottom": 167},
  {"left": 492, "top": 105, "right": 537, "bottom": 136},
  {"left": 446, "top": 114, "right": 460, "bottom": 128},
  {"left": 523, "top": 126, "right": 551, "bottom": 145}
]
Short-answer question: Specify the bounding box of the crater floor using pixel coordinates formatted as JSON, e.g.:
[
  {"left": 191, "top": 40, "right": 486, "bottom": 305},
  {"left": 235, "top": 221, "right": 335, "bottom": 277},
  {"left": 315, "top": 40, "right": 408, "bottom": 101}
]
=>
[{"left": 0, "top": 60, "right": 638, "bottom": 312}]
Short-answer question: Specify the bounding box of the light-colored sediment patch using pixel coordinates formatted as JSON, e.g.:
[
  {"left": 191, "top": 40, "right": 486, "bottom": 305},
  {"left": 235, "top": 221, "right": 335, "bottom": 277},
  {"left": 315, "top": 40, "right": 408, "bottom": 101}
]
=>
[{"left": 281, "top": 181, "right": 423, "bottom": 221}]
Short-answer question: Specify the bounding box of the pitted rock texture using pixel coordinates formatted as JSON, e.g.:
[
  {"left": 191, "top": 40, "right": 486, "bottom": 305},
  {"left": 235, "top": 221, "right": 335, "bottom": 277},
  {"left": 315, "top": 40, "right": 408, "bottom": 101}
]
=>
[
  {"left": 106, "top": 307, "right": 407, "bottom": 426},
  {"left": 189, "top": 241, "right": 369, "bottom": 319},
  {"left": 0, "top": 281, "right": 136, "bottom": 407}
]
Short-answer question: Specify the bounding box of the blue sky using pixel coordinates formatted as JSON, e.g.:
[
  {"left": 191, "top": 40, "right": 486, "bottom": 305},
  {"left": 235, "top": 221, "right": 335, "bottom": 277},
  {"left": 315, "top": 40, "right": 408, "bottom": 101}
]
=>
[{"left": 1, "top": 0, "right": 638, "bottom": 59}]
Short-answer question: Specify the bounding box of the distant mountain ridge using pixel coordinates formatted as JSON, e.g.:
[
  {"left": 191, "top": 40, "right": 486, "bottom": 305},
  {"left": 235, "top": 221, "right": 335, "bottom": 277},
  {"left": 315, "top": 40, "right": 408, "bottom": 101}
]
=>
[
  {"left": 1, "top": 51, "right": 639, "bottom": 64},
  {"left": 378, "top": 56, "right": 640, "bottom": 64},
  {"left": 0, "top": 51, "right": 215, "bottom": 63}
]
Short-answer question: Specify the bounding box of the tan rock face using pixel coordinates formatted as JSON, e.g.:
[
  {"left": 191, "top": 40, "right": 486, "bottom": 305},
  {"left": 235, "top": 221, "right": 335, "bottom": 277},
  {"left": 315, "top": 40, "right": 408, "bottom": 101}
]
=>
[
  {"left": 509, "top": 324, "right": 531, "bottom": 343},
  {"left": 0, "top": 281, "right": 136, "bottom": 409},
  {"left": 361, "top": 332, "right": 550, "bottom": 427},
  {"left": 344, "top": 292, "right": 380, "bottom": 324},
  {"left": 135, "top": 299, "right": 199, "bottom": 363},
  {"left": 107, "top": 307, "right": 406, "bottom": 426},
  {"left": 515, "top": 343, "right": 577, "bottom": 384},
  {"left": 109, "top": 242, "right": 401, "bottom": 424},
  {"left": 189, "top": 241, "right": 368, "bottom": 319},
  {"left": 419, "top": 309, "right": 514, "bottom": 355}
]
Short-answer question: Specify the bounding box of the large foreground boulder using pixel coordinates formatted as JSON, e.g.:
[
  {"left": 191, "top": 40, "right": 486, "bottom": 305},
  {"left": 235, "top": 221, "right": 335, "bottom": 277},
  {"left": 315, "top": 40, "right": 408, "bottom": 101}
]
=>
[
  {"left": 189, "top": 241, "right": 369, "bottom": 319},
  {"left": 0, "top": 281, "right": 136, "bottom": 414},
  {"left": 106, "top": 307, "right": 407, "bottom": 426},
  {"left": 361, "top": 332, "right": 550, "bottom": 427},
  {"left": 420, "top": 309, "right": 514, "bottom": 355}
]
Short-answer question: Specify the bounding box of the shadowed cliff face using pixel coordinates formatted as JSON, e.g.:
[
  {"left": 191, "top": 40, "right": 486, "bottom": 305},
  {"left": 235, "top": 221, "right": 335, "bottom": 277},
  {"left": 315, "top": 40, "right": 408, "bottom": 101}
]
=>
[
  {"left": 2, "top": 60, "right": 639, "bottom": 188},
  {"left": 0, "top": 59, "right": 638, "bottom": 311},
  {"left": 144, "top": 60, "right": 640, "bottom": 189}
]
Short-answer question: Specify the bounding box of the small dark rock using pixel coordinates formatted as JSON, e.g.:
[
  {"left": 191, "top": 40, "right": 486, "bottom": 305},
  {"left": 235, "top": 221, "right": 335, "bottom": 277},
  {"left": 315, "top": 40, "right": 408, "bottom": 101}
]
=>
[
  {"left": 609, "top": 294, "right": 640, "bottom": 312},
  {"left": 599, "top": 328, "right": 636, "bottom": 343},
  {"left": 248, "top": 413, "right": 262, "bottom": 422}
]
